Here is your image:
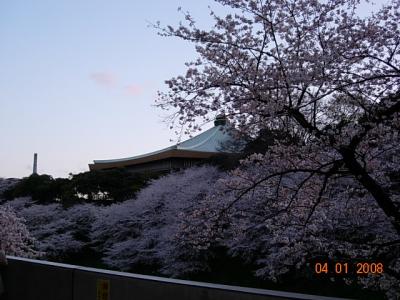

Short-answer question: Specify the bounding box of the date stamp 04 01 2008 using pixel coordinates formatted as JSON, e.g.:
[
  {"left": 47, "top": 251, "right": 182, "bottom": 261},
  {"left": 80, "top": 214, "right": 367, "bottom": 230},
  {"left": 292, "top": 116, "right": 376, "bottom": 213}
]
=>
[{"left": 314, "top": 262, "right": 384, "bottom": 276}]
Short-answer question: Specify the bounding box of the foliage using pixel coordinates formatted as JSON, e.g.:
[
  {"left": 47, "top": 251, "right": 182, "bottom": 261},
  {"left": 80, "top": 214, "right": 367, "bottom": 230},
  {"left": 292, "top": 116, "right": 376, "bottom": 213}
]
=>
[
  {"left": 2, "top": 161, "right": 398, "bottom": 297},
  {"left": 2, "top": 169, "right": 151, "bottom": 204},
  {"left": 2, "top": 174, "right": 57, "bottom": 202},
  {"left": 157, "top": 0, "right": 400, "bottom": 228},
  {"left": 156, "top": 0, "right": 400, "bottom": 298},
  {"left": 91, "top": 165, "right": 223, "bottom": 275},
  {"left": 179, "top": 154, "right": 399, "bottom": 298},
  {"left": 5, "top": 197, "right": 97, "bottom": 258},
  {"left": 0, "top": 178, "right": 19, "bottom": 197},
  {"left": 0, "top": 204, "right": 38, "bottom": 257},
  {"left": 90, "top": 163, "right": 398, "bottom": 297},
  {"left": 68, "top": 169, "right": 150, "bottom": 202}
]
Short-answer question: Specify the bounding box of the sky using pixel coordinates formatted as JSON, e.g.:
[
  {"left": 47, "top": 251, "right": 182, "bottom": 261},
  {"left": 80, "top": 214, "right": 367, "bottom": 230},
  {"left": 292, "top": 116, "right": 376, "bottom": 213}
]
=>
[
  {"left": 0, "top": 0, "right": 229, "bottom": 178},
  {"left": 0, "top": 0, "right": 388, "bottom": 178}
]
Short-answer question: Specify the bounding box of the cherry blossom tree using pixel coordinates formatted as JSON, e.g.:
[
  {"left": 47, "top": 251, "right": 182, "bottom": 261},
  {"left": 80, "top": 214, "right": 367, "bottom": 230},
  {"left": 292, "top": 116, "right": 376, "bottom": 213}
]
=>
[
  {"left": 157, "top": 0, "right": 400, "bottom": 232},
  {"left": 0, "top": 204, "right": 38, "bottom": 257},
  {"left": 0, "top": 178, "right": 19, "bottom": 200},
  {"left": 93, "top": 165, "right": 222, "bottom": 274},
  {"left": 156, "top": 0, "right": 400, "bottom": 297},
  {"left": 5, "top": 197, "right": 97, "bottom": 257},
  {"left": 178, "top": 152, "right": 399, "bottom": 298}
]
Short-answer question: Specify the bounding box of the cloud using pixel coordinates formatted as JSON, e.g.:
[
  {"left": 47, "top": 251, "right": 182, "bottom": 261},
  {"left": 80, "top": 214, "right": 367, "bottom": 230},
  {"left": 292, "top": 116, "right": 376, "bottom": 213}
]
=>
[
  {"left": 90, "top": 72, "right": 117, "bottom": 87},
  {"left": 124, "top": 84, "right": 143, "bottom": 96}
]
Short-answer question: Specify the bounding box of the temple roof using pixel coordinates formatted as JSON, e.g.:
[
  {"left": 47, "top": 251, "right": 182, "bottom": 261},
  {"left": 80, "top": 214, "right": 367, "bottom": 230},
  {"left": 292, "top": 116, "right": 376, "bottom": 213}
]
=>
[{"left": 89, "top": 122, "right": 237, "bottom": 171}]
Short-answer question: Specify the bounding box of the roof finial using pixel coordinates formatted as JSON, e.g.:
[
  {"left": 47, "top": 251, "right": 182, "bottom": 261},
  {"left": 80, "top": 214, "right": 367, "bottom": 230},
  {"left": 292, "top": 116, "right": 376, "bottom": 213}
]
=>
[{"left": 214, "top": 114, "right": 227, "bottom": 126}]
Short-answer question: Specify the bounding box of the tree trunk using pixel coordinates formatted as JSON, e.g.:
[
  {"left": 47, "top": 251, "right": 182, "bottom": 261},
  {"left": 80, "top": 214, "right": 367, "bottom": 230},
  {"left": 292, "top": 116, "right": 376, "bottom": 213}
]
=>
[{"left": 340, "top": 147, "right": 400, "bottom": 234}]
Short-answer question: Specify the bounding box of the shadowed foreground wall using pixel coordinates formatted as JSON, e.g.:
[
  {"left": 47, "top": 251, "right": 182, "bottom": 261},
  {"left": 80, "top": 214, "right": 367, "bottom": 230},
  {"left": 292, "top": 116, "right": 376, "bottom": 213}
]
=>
[{"left": 4, "top": 256, "right": 350, "bottom": 300}]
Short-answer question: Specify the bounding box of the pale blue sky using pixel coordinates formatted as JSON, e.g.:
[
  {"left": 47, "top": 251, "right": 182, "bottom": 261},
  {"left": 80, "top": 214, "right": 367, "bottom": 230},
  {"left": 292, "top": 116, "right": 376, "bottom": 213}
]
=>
[
  {"left": 0, "top": 0, "right": 387, "bottom": 178},
  {"left": 0, "top": 0, "right": 228, "bottom": 178}
]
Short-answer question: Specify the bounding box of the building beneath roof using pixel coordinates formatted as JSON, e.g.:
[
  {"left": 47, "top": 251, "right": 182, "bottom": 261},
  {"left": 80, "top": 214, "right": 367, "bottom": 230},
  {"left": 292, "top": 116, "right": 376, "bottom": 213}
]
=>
[{"left": 88, "top": 116, "right": 241, "bottom": 174}]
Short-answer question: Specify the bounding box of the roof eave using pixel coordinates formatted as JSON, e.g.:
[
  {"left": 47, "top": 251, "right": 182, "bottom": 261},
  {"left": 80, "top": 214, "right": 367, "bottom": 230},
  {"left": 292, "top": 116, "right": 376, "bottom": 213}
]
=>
[{"left": 89, "top": 149, "right": 217, "bottom": 171}]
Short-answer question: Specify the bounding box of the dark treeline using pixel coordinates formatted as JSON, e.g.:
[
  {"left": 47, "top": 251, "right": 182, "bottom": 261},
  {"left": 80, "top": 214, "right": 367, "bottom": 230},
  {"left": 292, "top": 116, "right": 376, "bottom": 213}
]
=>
[
  {"left": 2, "top": 169, "right": 154, "bottom": 205},
  {"left": 1, "top": 129, "right": 310, "bottom": 206}
]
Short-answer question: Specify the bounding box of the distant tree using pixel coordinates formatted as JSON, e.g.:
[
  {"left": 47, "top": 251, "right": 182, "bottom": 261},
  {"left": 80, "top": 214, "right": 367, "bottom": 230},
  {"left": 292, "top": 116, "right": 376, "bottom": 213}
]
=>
[
  {"left": 2, "top": 169, "right": 150, "bottom": 205},
  {"left": 0, "top": 204, "right": 38, "bottom": 257},
  {"left": 0, "top": 178, "right": 19, "bottom": 199},
  {"left": 3, "top": 174, "right": 56, "bottom": 202},
  {"left": 92, "top": 165, "right": 223, "bottom": 275},
  {"left": 69, "top": 169, "right": 149, "bottom": 202},
  {"left": 6, "top": 198, "right": 97, "bottom": 258}
]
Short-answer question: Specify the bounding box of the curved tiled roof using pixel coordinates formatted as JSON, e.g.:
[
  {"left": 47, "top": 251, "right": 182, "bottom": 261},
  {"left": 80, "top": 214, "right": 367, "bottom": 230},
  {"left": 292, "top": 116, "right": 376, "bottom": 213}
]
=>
[{"left": 89, "top": 124, "right": 237, "bottom": 170}]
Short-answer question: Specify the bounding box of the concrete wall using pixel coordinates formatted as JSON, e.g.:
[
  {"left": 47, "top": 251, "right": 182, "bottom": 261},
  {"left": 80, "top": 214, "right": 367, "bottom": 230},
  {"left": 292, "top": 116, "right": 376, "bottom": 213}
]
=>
[{"left": 4, "top": 256, "right": 350, "bottom": 300}]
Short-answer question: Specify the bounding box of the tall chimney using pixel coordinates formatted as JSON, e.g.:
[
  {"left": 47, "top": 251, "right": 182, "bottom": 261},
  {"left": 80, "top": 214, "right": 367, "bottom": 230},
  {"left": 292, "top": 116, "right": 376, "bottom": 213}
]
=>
[{"left": 33, "top": 153, "right": 38, "bottom": 175}]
